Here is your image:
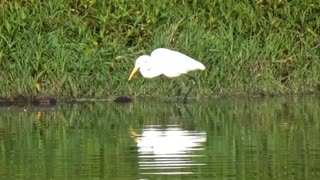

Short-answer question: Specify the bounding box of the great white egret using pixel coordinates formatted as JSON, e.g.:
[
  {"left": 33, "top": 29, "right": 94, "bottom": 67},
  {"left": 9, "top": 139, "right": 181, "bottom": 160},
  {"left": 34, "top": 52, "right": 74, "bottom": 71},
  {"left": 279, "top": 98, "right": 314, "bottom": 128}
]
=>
[{"left": 128, "top": 48, "right": 205, "bottom": 103}]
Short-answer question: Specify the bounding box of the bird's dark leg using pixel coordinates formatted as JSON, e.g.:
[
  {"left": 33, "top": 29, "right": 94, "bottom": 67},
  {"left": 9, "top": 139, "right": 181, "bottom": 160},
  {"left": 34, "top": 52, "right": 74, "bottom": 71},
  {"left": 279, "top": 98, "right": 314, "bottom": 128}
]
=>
[{"left": 183, "top": 75, "right": 196, "bottom": 104}]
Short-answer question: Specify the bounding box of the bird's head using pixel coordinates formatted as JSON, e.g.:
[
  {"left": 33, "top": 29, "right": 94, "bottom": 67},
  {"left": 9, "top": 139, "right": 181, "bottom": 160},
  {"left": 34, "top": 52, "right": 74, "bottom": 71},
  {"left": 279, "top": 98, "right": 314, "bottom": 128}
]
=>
[{"left": 128, "top": 55, "right": 150, "bottom": 80}]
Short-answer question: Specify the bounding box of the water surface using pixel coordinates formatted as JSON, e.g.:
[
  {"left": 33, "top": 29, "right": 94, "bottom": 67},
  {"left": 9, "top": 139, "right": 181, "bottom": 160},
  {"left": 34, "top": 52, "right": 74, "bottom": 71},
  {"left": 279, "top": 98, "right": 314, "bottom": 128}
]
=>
[{"left": 0, "top": 96, "right": 319, "bottom": 179}]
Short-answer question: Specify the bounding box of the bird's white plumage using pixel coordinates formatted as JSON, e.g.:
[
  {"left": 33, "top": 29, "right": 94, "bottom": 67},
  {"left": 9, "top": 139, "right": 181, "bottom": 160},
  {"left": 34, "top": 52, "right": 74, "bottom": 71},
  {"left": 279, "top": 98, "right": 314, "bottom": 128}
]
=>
[{"left": 129, "top": 48, "right": 205, "bottom": 80}]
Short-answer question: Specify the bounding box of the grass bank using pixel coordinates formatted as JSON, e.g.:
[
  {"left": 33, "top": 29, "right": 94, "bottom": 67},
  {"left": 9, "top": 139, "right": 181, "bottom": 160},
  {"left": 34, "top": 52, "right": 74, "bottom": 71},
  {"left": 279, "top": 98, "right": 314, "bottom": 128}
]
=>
[{"left": 0, "top": 0, "right": 319, "bottom": 99}]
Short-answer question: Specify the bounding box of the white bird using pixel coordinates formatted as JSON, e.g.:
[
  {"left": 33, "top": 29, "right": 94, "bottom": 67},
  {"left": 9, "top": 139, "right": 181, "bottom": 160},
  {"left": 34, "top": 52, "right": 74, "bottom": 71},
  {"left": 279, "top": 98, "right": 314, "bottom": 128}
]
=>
[{"left": 128, "top": 48, "right": 205, "bottom": 103}]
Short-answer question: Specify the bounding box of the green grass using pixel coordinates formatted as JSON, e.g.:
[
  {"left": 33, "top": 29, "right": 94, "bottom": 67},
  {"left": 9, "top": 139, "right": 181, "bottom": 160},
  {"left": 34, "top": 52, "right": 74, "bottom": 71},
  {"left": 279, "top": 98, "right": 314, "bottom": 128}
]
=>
[{"left": 0, "top": 0, "right": 319, "bottom": 99}]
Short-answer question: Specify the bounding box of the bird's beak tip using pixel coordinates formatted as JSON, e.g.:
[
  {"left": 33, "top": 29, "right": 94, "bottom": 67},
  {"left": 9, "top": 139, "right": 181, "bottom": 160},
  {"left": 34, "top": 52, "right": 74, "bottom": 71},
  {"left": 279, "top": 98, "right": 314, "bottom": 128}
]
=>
[{"left": 128, "top": 66, "right": 139, "bottom": 81}]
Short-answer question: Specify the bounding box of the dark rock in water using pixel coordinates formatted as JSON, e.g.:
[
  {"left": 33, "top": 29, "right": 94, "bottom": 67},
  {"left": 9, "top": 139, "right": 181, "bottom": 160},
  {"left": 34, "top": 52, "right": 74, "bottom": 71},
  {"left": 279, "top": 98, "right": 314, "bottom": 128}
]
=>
[
  {"left": 0, "top": 98, "right": 13, "bottom": 106},
  {"left": 32, "top": 96, "right": 57, "bottom": 106},
  {"left": 113, "top": 96, "right": 133, "bottom": 103}
]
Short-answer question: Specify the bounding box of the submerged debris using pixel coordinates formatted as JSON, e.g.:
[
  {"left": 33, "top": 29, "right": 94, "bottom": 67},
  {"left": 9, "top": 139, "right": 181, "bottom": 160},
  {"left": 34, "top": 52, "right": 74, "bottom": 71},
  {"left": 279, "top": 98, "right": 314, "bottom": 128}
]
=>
[{"left": 113, "top": 96, "right": 133, "bottom": 103}]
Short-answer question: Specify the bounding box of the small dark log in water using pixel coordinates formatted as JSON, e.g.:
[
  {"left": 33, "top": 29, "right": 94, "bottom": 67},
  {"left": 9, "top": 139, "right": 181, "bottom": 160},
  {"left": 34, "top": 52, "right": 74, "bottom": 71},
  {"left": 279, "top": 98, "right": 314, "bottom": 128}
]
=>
[{"left": 113, "top": 96, "right": 133, "bottom": 103}]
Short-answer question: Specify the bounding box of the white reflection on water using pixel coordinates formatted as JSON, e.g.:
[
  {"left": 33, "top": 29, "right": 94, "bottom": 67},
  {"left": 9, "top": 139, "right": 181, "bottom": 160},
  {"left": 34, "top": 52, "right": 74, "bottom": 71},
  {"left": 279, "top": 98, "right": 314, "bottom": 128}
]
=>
[{"left": 135, "top": 125, "right": 207, "bottom": 175}]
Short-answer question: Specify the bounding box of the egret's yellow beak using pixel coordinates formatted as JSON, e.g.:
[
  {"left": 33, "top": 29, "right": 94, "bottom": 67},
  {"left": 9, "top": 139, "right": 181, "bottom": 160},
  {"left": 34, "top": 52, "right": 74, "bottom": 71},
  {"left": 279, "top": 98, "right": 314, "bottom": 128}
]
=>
[
  {"left": 35, "top": 82, "right": 41, "bottom": 91},
  {"left": 128, "top": 66, "right": 139, "bottom": 80}
]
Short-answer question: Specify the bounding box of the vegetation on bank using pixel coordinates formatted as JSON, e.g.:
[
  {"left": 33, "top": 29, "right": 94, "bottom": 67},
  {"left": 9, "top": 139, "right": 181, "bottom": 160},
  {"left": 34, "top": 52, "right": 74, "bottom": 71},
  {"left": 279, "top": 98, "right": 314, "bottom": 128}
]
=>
[{"left": 0, "top": 0, "right": 319, "bottom": 99}]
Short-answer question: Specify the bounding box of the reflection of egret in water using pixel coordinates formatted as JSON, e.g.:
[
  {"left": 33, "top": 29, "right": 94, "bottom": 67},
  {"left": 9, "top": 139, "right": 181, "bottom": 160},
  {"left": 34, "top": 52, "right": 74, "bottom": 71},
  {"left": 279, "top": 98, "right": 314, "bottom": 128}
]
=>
[{"left": 133, "top": 125, "right": 206, "bottom": 175}]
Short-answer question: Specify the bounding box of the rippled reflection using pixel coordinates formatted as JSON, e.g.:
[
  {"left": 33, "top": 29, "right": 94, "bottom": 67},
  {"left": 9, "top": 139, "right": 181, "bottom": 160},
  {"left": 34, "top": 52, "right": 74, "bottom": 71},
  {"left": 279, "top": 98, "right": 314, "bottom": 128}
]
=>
[{"left": 134, "top": 125, "right": 206, "bottom": 175}]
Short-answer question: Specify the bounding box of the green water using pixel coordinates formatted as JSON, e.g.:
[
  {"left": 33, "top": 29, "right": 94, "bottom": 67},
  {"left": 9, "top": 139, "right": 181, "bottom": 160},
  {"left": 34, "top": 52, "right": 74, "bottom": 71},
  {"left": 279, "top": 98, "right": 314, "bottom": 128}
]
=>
[{"left": 0, "top": 96, "right": 319, "bottom": 179}]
